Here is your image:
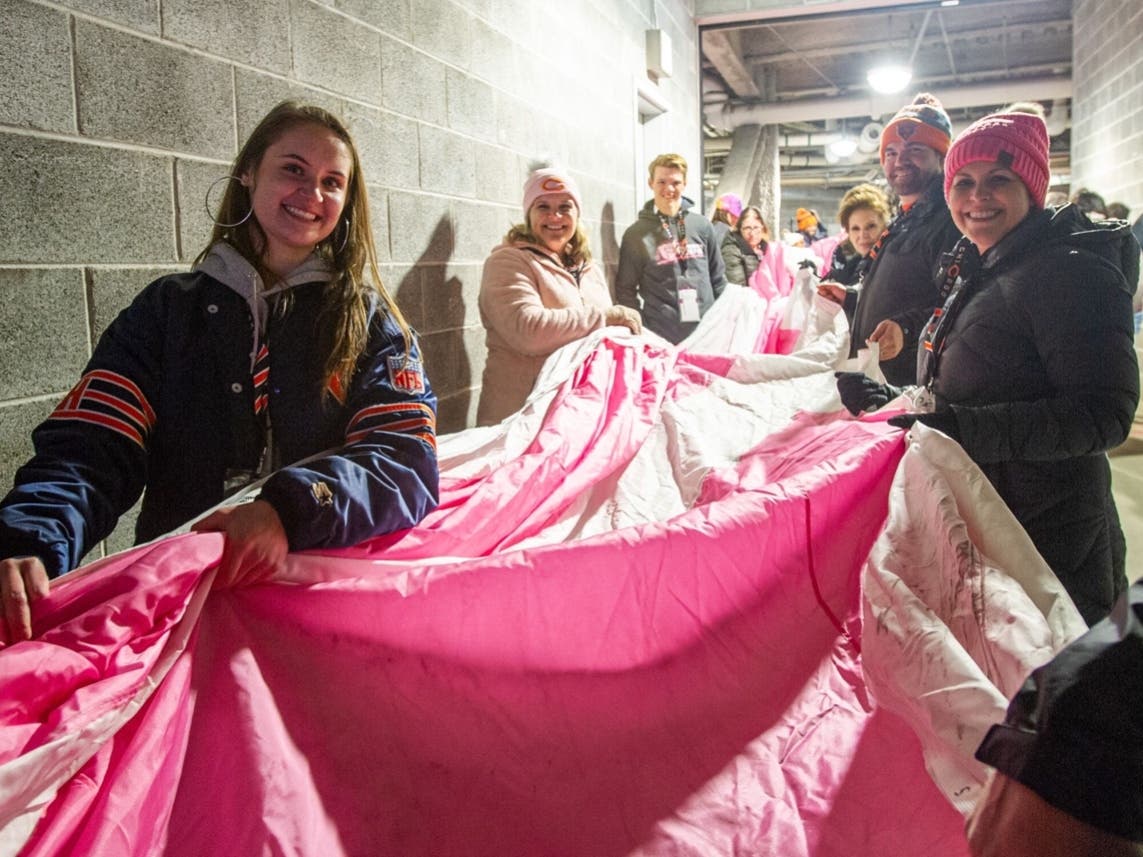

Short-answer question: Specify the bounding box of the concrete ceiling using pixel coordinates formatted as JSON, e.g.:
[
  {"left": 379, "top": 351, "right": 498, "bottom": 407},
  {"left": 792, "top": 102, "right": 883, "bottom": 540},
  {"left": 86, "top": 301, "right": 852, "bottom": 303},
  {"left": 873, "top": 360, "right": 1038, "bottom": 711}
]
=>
[{"left": 701, "top": 0, "right": 1074, "bottom": 190}]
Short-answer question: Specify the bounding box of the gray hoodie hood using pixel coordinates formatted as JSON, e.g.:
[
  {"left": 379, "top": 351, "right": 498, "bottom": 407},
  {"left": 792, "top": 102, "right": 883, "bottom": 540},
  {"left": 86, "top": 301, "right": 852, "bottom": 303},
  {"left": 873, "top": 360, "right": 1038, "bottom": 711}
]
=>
[{"left": 194, "top": 241, "right": 335, "bottom": 369}]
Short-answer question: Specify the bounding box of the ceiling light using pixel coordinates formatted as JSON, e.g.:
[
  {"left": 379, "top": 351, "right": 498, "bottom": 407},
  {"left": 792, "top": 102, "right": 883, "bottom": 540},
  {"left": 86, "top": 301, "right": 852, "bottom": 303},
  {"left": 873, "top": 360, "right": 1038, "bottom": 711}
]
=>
[
  {"left": 867, "top": 63, "right": 913, "bottom": 94},
  {"left": 828, "top": 136, "right": 858, "bottom": 158},
  {"left": 940, "top": 1, "right": 960, "bottom": 7}
]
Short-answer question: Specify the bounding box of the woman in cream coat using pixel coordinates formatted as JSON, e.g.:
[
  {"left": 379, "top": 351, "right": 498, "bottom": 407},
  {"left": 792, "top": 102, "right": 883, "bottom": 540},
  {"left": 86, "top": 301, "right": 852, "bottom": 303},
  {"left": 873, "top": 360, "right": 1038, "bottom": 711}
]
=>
[{"left": 476, "top": 168, "right": 641, "bottom": 425}]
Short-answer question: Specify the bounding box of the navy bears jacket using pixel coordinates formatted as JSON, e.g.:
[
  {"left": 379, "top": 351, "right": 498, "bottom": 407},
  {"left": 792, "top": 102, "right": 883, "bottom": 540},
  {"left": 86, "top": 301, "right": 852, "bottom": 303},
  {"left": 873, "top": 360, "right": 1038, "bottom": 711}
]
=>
[{"left": 0, "top": 243, "right": 439, "bottom": 576}]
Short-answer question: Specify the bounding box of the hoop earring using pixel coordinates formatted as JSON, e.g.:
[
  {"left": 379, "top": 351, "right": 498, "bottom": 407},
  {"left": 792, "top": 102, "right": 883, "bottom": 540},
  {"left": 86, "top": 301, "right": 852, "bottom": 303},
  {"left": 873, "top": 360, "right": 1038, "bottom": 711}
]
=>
[
  {"left": 204, "top": 175, "right": 253, "bottom": 229},
  {"left": 333, "top": 216, "right": 351, "bottom": 253}
]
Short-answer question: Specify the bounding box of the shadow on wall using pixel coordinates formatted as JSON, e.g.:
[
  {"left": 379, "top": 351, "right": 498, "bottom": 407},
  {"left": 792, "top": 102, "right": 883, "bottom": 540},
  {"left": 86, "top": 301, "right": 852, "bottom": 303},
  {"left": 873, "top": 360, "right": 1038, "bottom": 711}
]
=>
[
  {"left": 600, "top": 202, "right": 620, "bottom": 296},
  {"left": 395, "top": 215, "right": 471, "bottom": 435}
]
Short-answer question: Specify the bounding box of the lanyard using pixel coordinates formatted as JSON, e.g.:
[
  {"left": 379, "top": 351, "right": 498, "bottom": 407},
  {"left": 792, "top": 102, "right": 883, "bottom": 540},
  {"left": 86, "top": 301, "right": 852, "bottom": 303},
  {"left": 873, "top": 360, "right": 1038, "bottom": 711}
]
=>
[
  {"left": 657, "top": 212, "right": 688, "bottom": 259},
  {"left": 919, "top": 237, "right": 979, "bottom": 390}
]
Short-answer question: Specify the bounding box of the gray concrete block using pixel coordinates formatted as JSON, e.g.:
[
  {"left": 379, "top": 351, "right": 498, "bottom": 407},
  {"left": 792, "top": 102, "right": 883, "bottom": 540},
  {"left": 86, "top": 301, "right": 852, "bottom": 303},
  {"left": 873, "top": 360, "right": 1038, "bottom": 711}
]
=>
[
  {"left": 365, "top": 185, "right": 392, "bottom": 262},
  {"left": 381, "top": 37, "right": 447, "bottom": 126},
  {"left": 474, "top": 142, "right": 521, "bottom": 206},
  {"left": 495, "top": 92, "right": 536, "bottom": 152},
  {"left": 89, "top": 267, "right": 183, "bottom": 344},
  {"left": 470, "top": 17, "right": 516, "bottom": 92},
  {"left": 485, "top": 0, "right": 534, "bottom": 45},
  {"left": 452, "top": 0, "right": 490, "bottom": 18},
  {"left": 419, "top": 125, "right": 476, "bottom": 197},
  {"left": 418, "top": 327, "right": 474, "bottom": 408},
  {"left": 0, "top": 2, "right": 74, "bottom": 133},
  {"left": 410, "top": 0, "right": 472, "bottom": 69},
  {"left": 177, "top": 159, "right": 232, "bottom": 262},
  {"left": 446, "top": 70, "right": 497, "bottom": 144},
  {"left": 75, "top": 21, "right": 234, "bottom": 160},
  {"left": 291, "top": 0, "right": 382, "bottom": 105},
  {"left": 336, "top": 0, "right": 412, "bottom": 40},
  {"left": 235, "top": 70, "right": 349, "bottom": 148},
  {"left": 0, "top": 135, "right": 176, "bottom": 264},
  {"left": 463, "top": 321, "right": 487, "bottom": 385},
  {"left": 420, "top": 262, "right": 480, "bottom": 334},
  {"left": 0, "top": 269, "right": 90, "bottom": 400},
  {"left": 343, "top": 103, "right": 420, "bottom": 191},
  {"left": 382, "top": 263, "right": 425, "bottom": 333},
  {"left": 162, "top": 0, "right": 291, "bottom": 74},
  {"left": 387, "top": 192, "right": 455, "bottom": 263},
  {"left": 51, "top": 0, "right": 160, "bottom": 34},
  {"left": 435, "top": 387, "right": 475, "bottom": 435},
  {"left": 531, "top": 113, "right": 572, "bottom": 170},
  {"left": 0, "top": 399, "right": 56, "bottom": 493},
  {"left": 450, "top": 200, "right": 512, "bottom": 263}
]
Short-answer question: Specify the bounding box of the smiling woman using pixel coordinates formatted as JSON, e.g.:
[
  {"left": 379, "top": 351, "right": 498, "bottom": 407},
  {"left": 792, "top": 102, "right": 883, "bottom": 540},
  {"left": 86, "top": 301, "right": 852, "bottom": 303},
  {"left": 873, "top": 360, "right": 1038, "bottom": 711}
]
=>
[
  {"left": 885, "top": 112, "right": 1141, "bottom": 625},
  {"left": 0, "top": 101, "right": 441, "bottom": 642},
  {"left": 475, "top": 166, "right": 642, "bottom": 425}
]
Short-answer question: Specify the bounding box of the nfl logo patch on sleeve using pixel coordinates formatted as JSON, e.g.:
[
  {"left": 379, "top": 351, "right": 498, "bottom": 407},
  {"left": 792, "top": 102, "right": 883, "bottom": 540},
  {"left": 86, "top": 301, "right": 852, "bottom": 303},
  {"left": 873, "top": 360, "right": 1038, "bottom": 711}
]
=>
[{"left": 388, "top": 355, "right": 426, "bottom": 394}]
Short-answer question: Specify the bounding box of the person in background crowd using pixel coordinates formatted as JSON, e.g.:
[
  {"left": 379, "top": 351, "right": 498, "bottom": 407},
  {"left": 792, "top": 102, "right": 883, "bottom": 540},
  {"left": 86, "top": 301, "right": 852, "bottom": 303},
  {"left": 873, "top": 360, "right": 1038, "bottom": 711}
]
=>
[
  {"left": 819, "top": 182, "right": 892, "bottom": 286},
  {"left": 0, "top": 101, "right": 441, "bottom": 642},
  {"left": 1045, "top": 190, "right": 1069, "bottom": 208},
  {"left": 1070, "top": 187, "right": 1107, "bottom": 220},
  {"left": 720, "top": 205, "right": 792, "bottom": 295},
  {"left": 1107, "top": 201, "right": 1130, "bottom": 222},
  {"left": 966, "top": 579, "right": 1143, "bottom": 857},
  {"left": 827, "top": 93, "right": 962, "bottom": 385},
  {"left": 616, "top": 153, "right": 727, "bottom": 344},
  {"left": 476, "top": 166, "right": 641, "bottom": 426},
  {"left": 794, "top": 207, "right": 828, "bottom": 245},
  {"left": 840, "top": 111, "right": 1139, "bottom": 624},
  {"left": 710, "top": 193, "right": 743, "bottom": 245}
]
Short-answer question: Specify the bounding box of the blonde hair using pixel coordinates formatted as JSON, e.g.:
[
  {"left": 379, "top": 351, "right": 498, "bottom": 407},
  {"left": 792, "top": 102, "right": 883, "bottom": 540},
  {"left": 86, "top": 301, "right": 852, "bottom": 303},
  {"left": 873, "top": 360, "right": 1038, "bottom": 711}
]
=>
[
  {"left": 837, "top": 183, "right": 892, "bottom": 230},
  {"left": 648, "top": 153, "right": 688, "bottom": 182},
  {"left": 505, "top": 221, "right": 592, "bottom": 267},
  {"left": 197, "top": 101, "right": 412, "bottom": 394}
]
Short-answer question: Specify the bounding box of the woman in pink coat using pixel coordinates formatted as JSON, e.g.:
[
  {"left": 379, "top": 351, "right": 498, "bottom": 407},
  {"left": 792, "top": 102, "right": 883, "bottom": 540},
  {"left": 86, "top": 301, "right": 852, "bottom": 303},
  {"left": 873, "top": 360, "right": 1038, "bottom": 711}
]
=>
[{"left": 476, "top": 168, "right": 641, "bottom": 425}]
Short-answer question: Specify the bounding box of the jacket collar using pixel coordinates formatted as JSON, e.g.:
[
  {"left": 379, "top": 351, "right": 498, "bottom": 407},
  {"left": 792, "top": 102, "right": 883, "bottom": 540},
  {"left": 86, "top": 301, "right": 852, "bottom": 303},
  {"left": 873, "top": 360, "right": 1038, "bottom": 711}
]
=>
[{"left": 194, "top": 241, "right": 336, "bottom": 363}]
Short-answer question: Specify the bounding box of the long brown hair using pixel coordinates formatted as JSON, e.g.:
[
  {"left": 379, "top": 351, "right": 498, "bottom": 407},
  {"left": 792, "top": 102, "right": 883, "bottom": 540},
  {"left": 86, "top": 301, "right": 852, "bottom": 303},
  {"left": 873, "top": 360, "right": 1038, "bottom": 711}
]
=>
[{"left": 196, "top": 101, "right": 411, "bottom": 393}]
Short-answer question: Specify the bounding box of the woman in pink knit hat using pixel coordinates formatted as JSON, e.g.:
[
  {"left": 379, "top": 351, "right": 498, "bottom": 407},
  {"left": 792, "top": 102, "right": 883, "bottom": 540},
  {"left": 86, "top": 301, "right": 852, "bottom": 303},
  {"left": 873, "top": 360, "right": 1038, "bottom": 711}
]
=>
[
  {"left": 843, "top": 111, "right": 1141, "bottom": 626},
  {"left": 476, "top": 166, "right": 641, "bottom": 425}
]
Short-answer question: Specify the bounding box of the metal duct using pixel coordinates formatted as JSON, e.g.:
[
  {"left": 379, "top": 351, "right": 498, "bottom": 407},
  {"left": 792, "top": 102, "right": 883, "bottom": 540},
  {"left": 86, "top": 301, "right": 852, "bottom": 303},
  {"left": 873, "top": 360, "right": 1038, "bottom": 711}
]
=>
[{"left": 713, "top": 76, "right": 1074, "bottom": 129}]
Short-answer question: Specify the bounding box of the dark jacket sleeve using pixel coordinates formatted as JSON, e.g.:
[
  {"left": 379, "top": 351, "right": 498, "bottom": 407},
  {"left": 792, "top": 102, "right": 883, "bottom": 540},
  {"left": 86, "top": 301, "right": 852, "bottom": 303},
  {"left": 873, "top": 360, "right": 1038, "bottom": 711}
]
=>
[
  {"left": 721, "top": 234, "right": 748, "bottom": 286},
  {"left": 0, "top": 284, "right": 164, "bottom": 576},
  {"left": 975, "top": 580, "right": 1143, "bottom": 843},
  {"left": 615, "top": 227, "right": 644, "bottom": 311},
  {"left": 258, "top": 315, "right": 439, "bottom": 552},
  {"left": 705, "top": 226, "right": 727, "bottom": 298},
  {"left": 953, "top": 251, "right": 1139, "bottom": 462},
  {"left": 887, "top": 212, "right": 964, "bottom": 354}
]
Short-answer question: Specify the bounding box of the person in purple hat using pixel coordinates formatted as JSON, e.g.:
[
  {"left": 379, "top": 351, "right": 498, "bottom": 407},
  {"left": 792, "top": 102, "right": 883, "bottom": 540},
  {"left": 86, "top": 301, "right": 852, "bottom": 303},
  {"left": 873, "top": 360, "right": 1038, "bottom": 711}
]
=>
[
  {"left": 842, "top": 111, "right": 1140, "bottom": 624},
  {"left": 710, "top": 193, "right": 742, "bottom": 245}
]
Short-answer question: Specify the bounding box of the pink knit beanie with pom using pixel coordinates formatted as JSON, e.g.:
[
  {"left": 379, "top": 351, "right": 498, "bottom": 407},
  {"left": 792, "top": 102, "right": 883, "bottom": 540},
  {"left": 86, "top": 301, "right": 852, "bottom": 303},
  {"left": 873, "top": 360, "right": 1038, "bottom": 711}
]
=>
[{"left": 944, "top": 112, "right": 1051, "bottom": 208}]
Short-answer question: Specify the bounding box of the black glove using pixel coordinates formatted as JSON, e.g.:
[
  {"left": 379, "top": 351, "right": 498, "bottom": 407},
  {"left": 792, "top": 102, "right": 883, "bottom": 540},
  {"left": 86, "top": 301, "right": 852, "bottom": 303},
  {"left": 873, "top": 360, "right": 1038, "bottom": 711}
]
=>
[
  {"left": 887, "top": 410, "right": 960, "bottom": 441},
  {"left": 835, "top": 372, "right": 901, "bottom": 416}
]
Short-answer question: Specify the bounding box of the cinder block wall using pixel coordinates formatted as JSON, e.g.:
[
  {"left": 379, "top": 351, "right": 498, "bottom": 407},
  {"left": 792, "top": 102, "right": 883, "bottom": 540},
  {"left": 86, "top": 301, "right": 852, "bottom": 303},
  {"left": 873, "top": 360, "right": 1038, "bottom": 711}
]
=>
[
  {"left": 0, "top": 0, "right": 703, "bottom": 556},
  {"left": 1071, "top": 0, "right": 1143, "bottom": 212}
]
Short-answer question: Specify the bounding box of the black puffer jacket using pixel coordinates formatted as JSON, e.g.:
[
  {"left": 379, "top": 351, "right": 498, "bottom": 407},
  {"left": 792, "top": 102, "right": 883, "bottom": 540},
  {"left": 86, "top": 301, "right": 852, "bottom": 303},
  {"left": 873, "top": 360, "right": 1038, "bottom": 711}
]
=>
[
  {"left": 927, "top": 205, "right": 1140, "bottom": 624},
  {"left": 848, "top": 175, "right": 962, "bottom": 385}
]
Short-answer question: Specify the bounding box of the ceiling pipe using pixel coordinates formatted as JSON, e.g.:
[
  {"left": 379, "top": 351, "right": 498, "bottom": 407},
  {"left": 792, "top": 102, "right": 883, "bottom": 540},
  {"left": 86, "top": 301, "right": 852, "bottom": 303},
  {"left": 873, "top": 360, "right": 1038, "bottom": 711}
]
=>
[
  {"left": 705, "top": 122, "right": 884, "bottom": 154},
  {"left": 711, "top": 75, "right": 1073, "bottom": 129}
]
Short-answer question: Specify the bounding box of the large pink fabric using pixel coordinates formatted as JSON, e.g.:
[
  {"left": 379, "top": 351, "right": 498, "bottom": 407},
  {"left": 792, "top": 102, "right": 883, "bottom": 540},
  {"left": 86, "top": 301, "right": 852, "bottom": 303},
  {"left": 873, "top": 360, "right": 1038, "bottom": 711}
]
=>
[{"left": 0, "top": 301, "right": 997, "bottom": 856}]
